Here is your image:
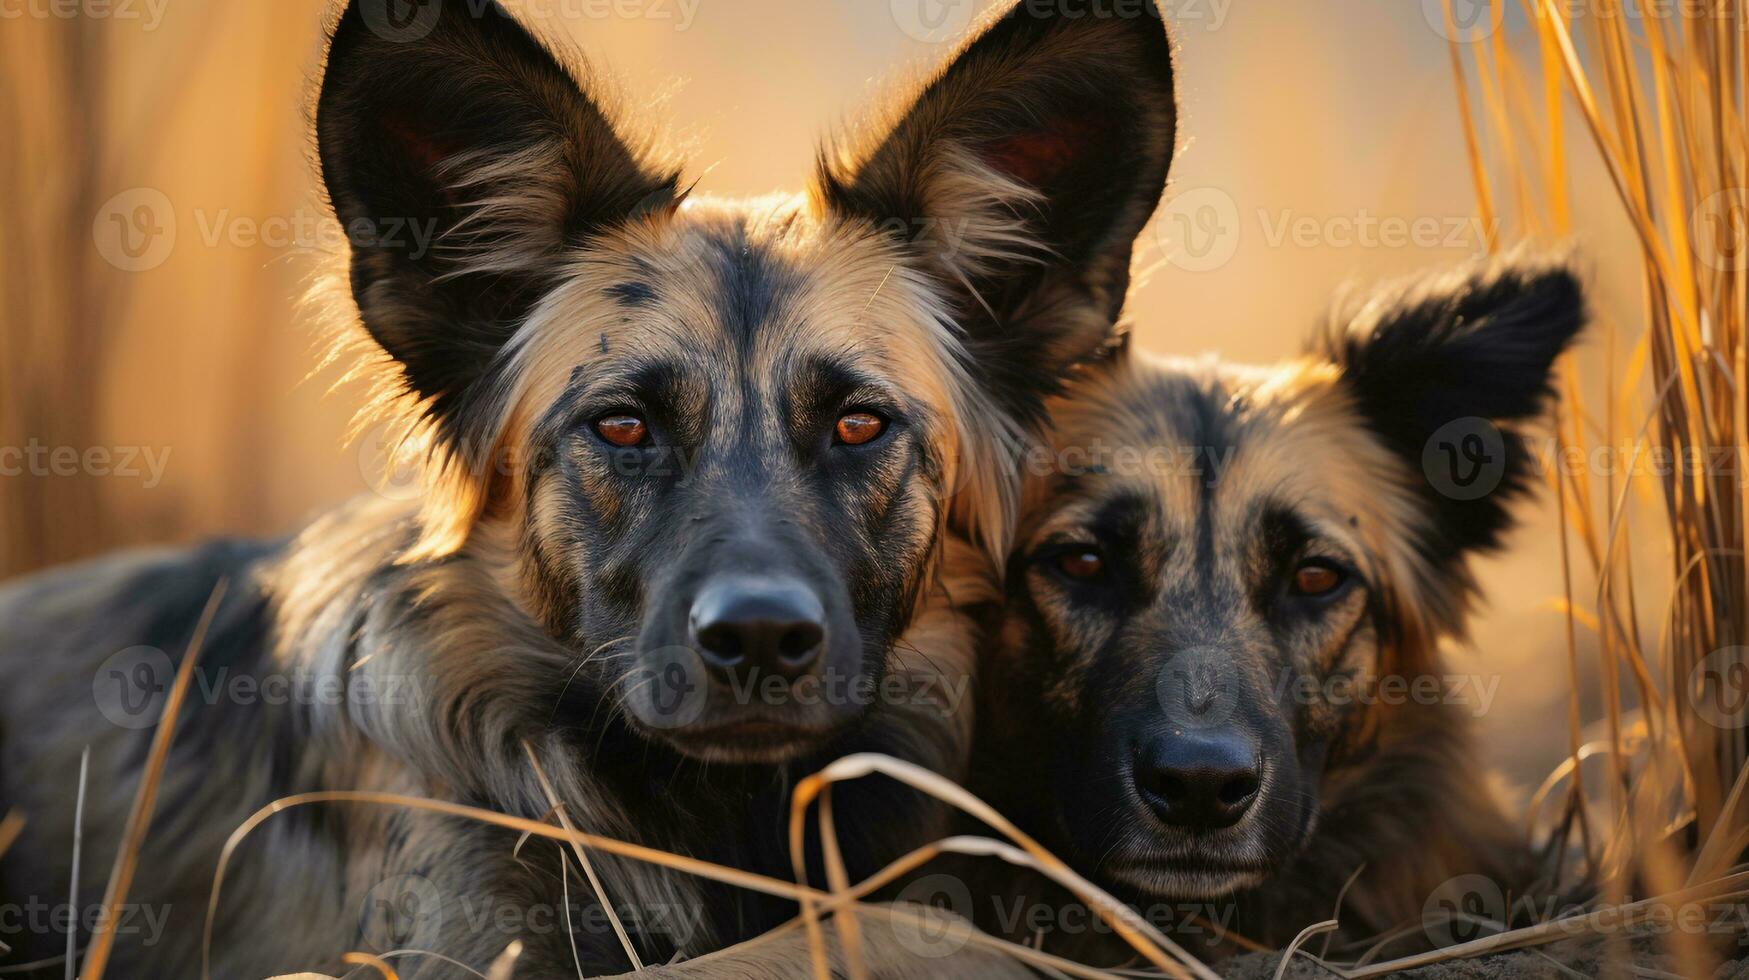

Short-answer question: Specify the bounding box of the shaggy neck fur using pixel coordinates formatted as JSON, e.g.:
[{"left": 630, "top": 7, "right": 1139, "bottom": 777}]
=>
[{"left": 260, "top": 494, "right": 993, "bottom": 961}]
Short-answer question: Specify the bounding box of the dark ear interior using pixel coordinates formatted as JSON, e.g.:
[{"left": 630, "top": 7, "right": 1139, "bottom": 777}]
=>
[
  {"left": 1323, "top": 255, "right": 1587, "bottom": 563},
  {"left": 816, "top": 0, "right": 1177, "bottom": 425},
  {"left": 316, "top": 0, "right": 678, "bottom": 436}
]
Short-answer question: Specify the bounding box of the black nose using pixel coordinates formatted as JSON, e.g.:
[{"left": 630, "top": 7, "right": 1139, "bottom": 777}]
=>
[
  {"left": 688, "top": 578, "right": 826, "bottom": 680},
  {"left": 1135, "top": 731, "right": 1262, "bottom": 830}
]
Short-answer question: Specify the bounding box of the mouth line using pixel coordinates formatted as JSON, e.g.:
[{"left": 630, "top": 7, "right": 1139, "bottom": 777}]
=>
[
  {"left": 662, "top": 720, "right": 836, "bottom": 746},
  {"left": 1099, "top": 857, "right": 1276, "bottom": 899},
  {"left": 1111, "top": 858, "right": 1274, "bottom": 875}
]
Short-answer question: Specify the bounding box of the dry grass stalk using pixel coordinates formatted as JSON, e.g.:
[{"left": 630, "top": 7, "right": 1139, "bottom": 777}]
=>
[
  {"left": 195, "top": 751, "right": 1230, "bottom": 979},
  {"left": 786, "top": 753, "right": 1218, "bottom": 980},
  {"left": 519, "top": 740, "right": 643, "bottom": 971},
  {"left": 0, "top": 810, "right": 24, "bottom": 862},
  {"left": 337, "top": 951, "right": 397, "bottom": 980},
  {"left": 78, "top": 579, "right": 227, "bottom": 980},
  {"left": 1438, "top": 0, "right": 1749, "bottom": 974}
]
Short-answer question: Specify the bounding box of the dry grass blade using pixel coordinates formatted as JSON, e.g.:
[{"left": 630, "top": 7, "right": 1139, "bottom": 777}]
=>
[
  {"left": 1271, "top": 919, "right": 1339, "bottom": 980},
  {"left": 815, "top": 787, "right": 867, "bottom": 980},
  {"left": 201, "top": 790, "right": 827, "bottom": 980},
  {"left": 1442, "top": 0, "right": 1500, "bottom": 249},
  {"left": 1347, "top": 870, "right": 1749, "bottom": 977},
  {"left": 200, "top": 785, "right": 1174, "bottom": 980},
  {"left": 1690, "top": 760, "right": 1749, "bottom": 885},
  {"left": 337, "top": 952, "right": 397, "bottom": 980},
  {"left": 79, "top": 577, "right": 227, "bottom": 980},
  {"left": 65, "top": 748, "right": 88, "bottom": 980},
  {"left": 0, "top": 810, "right": 24, "bottom": 862},
  {"left": 485, "top": 942, "right": 523, "bottom": 980},
  {"left": 1317, "top": 866, "right": 1367, "bottom": 960},
  {"left": 520, "top": 740, "right": 643, "bottom": 971},
  {"left": 677, "top": 832, "right": 1063, "bottom": 974},
  {"left": 1451, "top": 3, "right": 1749, "bottom": 973},
  {"left": 786, "top": 753, "right": 1218, "bottom": 980}
]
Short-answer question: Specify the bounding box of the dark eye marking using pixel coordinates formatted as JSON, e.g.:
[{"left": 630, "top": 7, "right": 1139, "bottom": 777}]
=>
[
  {"left": 1256, "top": 505, "right": 1362, "bottom": 610},
  {"left": 784, "top": 355, "right": 908, "bottom": 450},
  {"left": 1086, "top": 491, "right": 1152, "bottom": 548},
  {"left": 532, "top": 358, "right": 695, "bottom": 452},
  {"left": 604, "top": 281, "right": 656, "bottom": 306},
  {"left": 1027, "top": 490, "right": 1157, "bottom": 606},
  {"left": 1259, "top": 507, "right": 1314, "bottom": 569}
]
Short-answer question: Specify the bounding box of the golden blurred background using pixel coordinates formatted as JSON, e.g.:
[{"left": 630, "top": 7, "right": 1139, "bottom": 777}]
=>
[{"left": 0, "top": 0, "right": 1656, "bottom": 792}]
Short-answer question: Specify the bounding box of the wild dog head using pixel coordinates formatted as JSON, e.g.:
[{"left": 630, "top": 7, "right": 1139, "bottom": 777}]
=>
[
  {"left": 314, "top": 0, "right": 1176, "bottom": 763},
  {"left": 1003, "top": 256, "right": 1584, "bottom": 896}
]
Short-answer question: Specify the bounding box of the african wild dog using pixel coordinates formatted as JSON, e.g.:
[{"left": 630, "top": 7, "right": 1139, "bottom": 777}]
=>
[
  {"left": 971, "top": 254, "right": 1585, "bottom": 960},
  {"left": 0, "top": 1, "right": 1178, "bottom": 976}
]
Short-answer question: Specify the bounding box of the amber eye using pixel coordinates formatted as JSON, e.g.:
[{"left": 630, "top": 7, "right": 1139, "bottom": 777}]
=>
[
  {"left": 594, "top": 415, "right": 648, "bottom": 448},
  {"left": 1056, "top": 549, "right": 1104, "bottom": 580},
  {"left": 834, "top": 412, "right": 885, "bottom": 446},
  {"left": 1291, "top": 562, "right": 1345, "bottom": 597}
]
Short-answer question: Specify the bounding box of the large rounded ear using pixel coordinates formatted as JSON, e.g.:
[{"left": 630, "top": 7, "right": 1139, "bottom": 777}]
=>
[
  {"left": 1322, "top": 254, "right": 1587, "bottom": 567},
  {"left": 316, "top": 0, "right": 679, "bottom": 445},
  {"left": 815, "top": 0, "right": 1177, "bottom": 427}
]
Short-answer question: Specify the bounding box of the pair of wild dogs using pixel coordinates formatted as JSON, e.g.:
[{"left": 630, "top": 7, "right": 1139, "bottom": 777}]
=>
[{"left": 0, "top": 0, "right": 1581, "bottom": 976}]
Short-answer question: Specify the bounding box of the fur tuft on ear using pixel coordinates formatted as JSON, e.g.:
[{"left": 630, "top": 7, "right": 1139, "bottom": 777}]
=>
[
  {"left": 814, "top": 0, "right": 1177, "bottom": 431},
  {"left": 316, "top": 0, "right": 679, "bottom": 449},
  {"left": 1321, "top": 252, "right": 1587, "bottom": 566}
]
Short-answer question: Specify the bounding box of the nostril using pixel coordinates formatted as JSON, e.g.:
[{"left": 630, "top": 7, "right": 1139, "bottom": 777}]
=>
[
  {"left": 1140, "top": 769, "right": 1187, "bottom": 805},
  {"left": 694, "top": 622, "right": 744, "bottom": 665},
  {"left": 1217, "top": 772, "right": 1261, "bottom": 809},
  {"left": 777, "top": 621, "right": 824, "bottom": 664}
]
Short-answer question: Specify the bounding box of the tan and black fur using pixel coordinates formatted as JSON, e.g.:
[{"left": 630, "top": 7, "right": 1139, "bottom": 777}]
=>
[
  {"left": 971, "top": 254, "right": 1586, "bottom": 960},
  {"left": 0, "top": 1, "right": 1178, "bottom": 976}
]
